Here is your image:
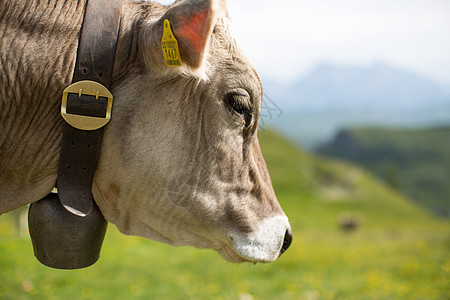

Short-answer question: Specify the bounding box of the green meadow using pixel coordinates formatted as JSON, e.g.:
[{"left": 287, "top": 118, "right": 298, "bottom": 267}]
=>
[{"left": 1, "top": 130, "right": 449, "bottom": 299}]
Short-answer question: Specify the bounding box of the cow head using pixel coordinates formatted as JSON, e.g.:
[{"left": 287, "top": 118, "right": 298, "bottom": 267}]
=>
[{"left": 93, "top": 0, "right": 291, "bottom": 263}]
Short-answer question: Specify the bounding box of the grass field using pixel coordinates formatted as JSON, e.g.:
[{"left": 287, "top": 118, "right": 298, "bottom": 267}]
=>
[{"left": 1, "top": 130, "right": 449, "bottom": 299}]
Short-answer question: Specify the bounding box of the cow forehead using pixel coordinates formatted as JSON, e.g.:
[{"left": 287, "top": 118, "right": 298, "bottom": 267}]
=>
[
  {"left": 208, "top": 21, "right": 262, "bottom": 95},
  {"left": 210, "top": 17, "right": 240, "bottom": 63}
]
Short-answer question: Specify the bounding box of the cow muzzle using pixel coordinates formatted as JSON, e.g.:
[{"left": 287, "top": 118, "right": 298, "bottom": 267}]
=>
[{"left": 228, "top": 215, "right": 292, "bottom": 263}]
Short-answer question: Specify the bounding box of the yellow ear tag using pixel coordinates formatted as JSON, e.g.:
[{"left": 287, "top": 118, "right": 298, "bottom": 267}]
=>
[{"left": 161, "top": 19, "right": 182, "bottom": 67}]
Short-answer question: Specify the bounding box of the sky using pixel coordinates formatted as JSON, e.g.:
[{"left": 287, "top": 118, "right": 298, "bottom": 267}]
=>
[{"left": 155, "top": 0, "right": 450, "bottom": 86}]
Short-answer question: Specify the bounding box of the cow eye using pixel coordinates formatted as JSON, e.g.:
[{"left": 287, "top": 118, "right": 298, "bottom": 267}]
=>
[{"left": 225, "top": 92, "right": 252, "bottom": 127}]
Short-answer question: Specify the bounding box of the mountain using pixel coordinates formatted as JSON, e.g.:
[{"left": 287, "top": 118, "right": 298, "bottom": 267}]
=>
[
  {"left": 261, "top": 64, "right": 450, "bottom": 149},
  {"left": 277, "top": 63, "right": 449, "bottom": 112},
  {"left": 317, "top": 127, "right": 450, "bottom": 217}
]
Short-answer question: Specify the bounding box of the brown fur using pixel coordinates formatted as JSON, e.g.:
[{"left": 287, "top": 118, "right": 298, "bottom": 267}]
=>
[{"left": 0, "top": 0, "right": 289, "bottom": 263}]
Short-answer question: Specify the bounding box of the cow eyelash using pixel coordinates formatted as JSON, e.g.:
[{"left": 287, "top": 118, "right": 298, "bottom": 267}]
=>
[{"left": 225, "top": 92, "right": 252, "bottom": 128}]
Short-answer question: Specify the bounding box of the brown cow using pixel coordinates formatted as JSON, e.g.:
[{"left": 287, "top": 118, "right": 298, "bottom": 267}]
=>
[{"left": 0, "top": 0, "right": 291, "bottom": 263}]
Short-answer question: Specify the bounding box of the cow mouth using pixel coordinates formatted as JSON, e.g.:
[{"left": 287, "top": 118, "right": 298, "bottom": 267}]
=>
[
  {"left": 218, "top": 245, "right": 250, "bottom": 263},
  {"left": 218, "top": 244, "right": 277, "bottom": 264}
]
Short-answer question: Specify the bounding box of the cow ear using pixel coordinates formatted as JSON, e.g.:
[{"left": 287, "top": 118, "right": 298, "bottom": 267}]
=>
[{"left": 159, "top": 0, "right": 220, "bottom": 70}]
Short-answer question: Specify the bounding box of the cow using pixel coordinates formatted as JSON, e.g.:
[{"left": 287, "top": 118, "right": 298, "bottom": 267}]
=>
[{"left": 0, "top": 0, "right": 292, "bottom": 263}]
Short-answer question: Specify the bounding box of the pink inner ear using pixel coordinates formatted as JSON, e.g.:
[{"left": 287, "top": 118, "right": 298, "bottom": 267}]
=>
[{"left": 176, "top": 9, "right": 211, "bottom": 54}]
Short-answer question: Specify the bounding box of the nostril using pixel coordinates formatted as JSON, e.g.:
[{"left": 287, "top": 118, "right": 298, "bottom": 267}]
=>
[{"left": 279, "top": 228, "right": 293, "bottom": 256}]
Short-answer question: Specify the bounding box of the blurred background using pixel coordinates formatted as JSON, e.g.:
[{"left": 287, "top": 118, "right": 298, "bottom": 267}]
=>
[{"left": 1, "top": 0, "right": 449, "bottom": 299}]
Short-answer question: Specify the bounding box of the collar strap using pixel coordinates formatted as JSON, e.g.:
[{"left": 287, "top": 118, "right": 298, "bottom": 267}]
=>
[{"left": 57, "top": 0, "right": 122, "bottom": 216}]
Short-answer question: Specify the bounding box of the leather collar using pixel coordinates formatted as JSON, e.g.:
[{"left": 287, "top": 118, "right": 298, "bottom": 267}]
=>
[{"left": 57, "top": 0, "right": 122, "bottom": 216}]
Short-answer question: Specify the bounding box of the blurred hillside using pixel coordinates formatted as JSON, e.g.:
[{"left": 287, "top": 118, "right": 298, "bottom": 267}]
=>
[
  {"left": 0, "top": 130, "right": 448, "bottom": 299},
  {"left": 263, "top": 64, "right": 450, "bottom": 149},
  {"left": 258, "top": 130, "right": 442, "bottom": 226},
  {"left": 317, "top": 127, "right": 450, "bottom": 217}
]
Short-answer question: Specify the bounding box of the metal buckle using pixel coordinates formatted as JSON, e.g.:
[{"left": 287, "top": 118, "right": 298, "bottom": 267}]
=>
[{"left": 61, "top": 80, "right": 113, "bottom": 131}]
